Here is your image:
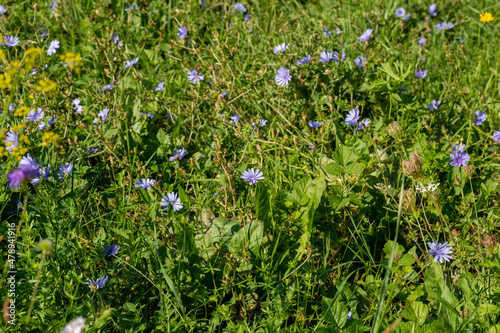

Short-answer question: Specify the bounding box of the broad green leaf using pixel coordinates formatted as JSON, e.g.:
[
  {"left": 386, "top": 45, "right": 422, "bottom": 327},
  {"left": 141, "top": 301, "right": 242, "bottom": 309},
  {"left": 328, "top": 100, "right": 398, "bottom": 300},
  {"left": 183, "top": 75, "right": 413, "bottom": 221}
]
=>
[
  {"left": 322, "top": 297, "right": 349, "bottom": 328},
  {"left": 255, "top": 182, "right": 272, "bottom": 231}
]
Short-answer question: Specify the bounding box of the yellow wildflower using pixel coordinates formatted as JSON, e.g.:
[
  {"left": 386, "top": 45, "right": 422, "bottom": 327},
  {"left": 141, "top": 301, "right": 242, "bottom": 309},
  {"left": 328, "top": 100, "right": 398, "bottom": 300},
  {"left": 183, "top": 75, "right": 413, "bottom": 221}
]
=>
[
  {"left": 41, "top": 132, "right": 60, "bottom": 146},
  {"left": 11, "top": 124, "right": 24, "bottom": 132},
  {"left": 35, "top": 78, "right": 57, "bottom": 92},
  {"left": 60, "top": 52, "right": 83, "bottom": 74},
  {"left": 480, "top": 12, "right": 494, "bottom": 23},
  {"left": 14, "top": 106, "right": 31, "bottom": 117},
  {"left": 6, "top": 60, "right": 22, "bottom": 76},
  {"left": 0, "top": 74, "right": 12, "bottom": 90}
]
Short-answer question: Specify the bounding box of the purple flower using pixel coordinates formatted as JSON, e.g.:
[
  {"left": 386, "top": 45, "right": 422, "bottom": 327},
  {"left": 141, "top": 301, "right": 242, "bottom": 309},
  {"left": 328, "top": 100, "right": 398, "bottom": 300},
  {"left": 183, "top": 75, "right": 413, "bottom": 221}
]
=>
[
  {"left": 27, "top": 108, "right": 44, "bottom": 122},
  {"left": 355, "top": 119, "right": 371, "bottom": 133},
  {"left": 323, "top": 27, "right": 332, "bottom": 37},
  {"left": 429, "top": 4, "right": 437, "bottom": 17},
  {"left": 135, "top": 178, "right": 155, "bottom": 189},
  {"left": 273, "top": 43, "right": 288, "bottom": 54},
  {"left": 437, "top": 22, "right": 454, "bottom": 31},
  {"left": 427, "top": 100, "right": 440, "bottom": 110},
  {"left": 87, "top": 148, "right": 98, "bottom": 153},
  {"left": 220, "top": 91, "right": 228, "bottom": 99},
  {"left": 452, "top": 143, "right": 465, "bottom": 153},
  {"left": 333, "top": 51, "right": 346, "bottom": 63},
  {"left": 359, "top": 29, "right": 373, "bottom": 42},
  {"left": 494, "top": 130, "right": 500, "bottom": 142},
  {"left": 111, "top": 32, "right": 120, "bottom": 44},
  {"left": 234, "top": 3, "right": 247, "bottom": 13},
  {"left": 319, "top": 51, "right": 333, "bottom": 63},
  {"left": 93, "top": 108, "right": 109, "bottom": 123},
  {"left": 0, "top": 6, "right": 6, "bottom": 14},
  {"left": 1, "top": 36, "right": 19, "bottom": 47},
  {"left": 141, "top": 112, "right": 155, "bottom": 119},
  {"left": 258, "top": 119, "right": 267, "bottom": 127},
  {"left": 428, "top": 241, "right": 452, "bottom": 263},
  {"left": 177, "top": 26, "right": 187, "bottom": 39},
  {"left": 418, "top": 37, "right": 426, "bottom": 46},
  {"left": 72, "top": 98, "right": 84, "bottom": 113},
  {"left": 395, "top": 8, "right": 406, "bottom": 18},
  {"left": 85, "top": 276, "right": 108, "bottom": 291},
  {"left": 170, "top": 148, "right": 187, "bottom": 161},
  {"left": 124, "top": 57, "right": 139, "bottom": 69},
  {"left": 241, "top": 168, "right": 264, "bottom": 185},
  {"left": 296, "top": 54, "right": 311, "bottom": 65},
  {"left": 244, "top": 14, "right": 252, "bottom": 21},
  {"left": 103, "top": 244, "right": 120, "bottom": 256},
  {"left": 415, "top": 69, "right": 428, "bottom": 79},
  {"left": 5, "top": 165, "right": 41, "bottom": 189},
  {"left": 354, "top": 56, "right": 367, "bottom": 71},
  {"left": 308, "top": 121, "right": 322, "bottom": 129},
  {"left": 58, "top": 162, "right": 73, "bottom": 179},
  {"left": 275, "top": 67, "right": 291, "bottom": 87},
  {"left": 230, "top": 113, "right": 239, "bottom": 125},
  {"left": 187, "top": 69, "right": 204, "bottom": 85},
  {"left": 5, "top": 130, "right": 18, "bottom": 153},
  {"left": 345, "top": 108, "right": 360, "bottom": 126},
  {"left": 40, "top": 31, "right": 48, "bottom": 38},
  {"left": 47, "top": 40, "right": 60, "bottom": 56},
  {"left": 155, "top": 81, "right": 165, "bottom": 91},
  {"left": 473, "top": 111, "right": 487, "bottom": 125},
  {"left": 450, "top": 150, "right": 470, "bottom": 167},
  {"left": 102, "top": 84, "right": 115, "bottom": 91},
  {"left": 308, "top": 145, "right": 315, "bottom": 150},
  {"left": 125, "top": 5, "right": 139, "bottom": 11},
  {"left": 50, "top": 1, "right": 57, "bottom": 13},
  {"left": 161, "top": 192, "right": 183, "bottom": 211}
]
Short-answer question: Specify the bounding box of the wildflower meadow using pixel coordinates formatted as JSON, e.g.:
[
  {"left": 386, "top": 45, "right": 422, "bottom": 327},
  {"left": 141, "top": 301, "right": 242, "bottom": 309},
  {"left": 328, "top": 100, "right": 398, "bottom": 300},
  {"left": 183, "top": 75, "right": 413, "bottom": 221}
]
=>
[{"left": 1, "top": 0, "right": 500, "bottom": 332}]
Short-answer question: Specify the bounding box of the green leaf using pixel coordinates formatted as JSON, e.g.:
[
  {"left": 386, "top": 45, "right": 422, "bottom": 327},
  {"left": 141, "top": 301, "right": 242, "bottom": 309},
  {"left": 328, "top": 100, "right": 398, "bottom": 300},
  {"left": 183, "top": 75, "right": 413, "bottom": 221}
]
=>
[
  {"left": 403, "top": 301, "right": 428, "bottom": 326},
  {"left": 332, "top": 145, "right": 357, "bottom": 167},
  {"left": 322, "top": 297, "right": 349, "bottom": 328},
  {"left": 229, "top": 220, "right": 263, "bottom": 257},
  {"left": 383, "top": 241, "right": 405, "bottom": 257},
  {"left": 123, "top": 302, "right": 137, "bottom": 312},
  {"left": 255, "top": 182, "right": 272, "bottom": 232}
]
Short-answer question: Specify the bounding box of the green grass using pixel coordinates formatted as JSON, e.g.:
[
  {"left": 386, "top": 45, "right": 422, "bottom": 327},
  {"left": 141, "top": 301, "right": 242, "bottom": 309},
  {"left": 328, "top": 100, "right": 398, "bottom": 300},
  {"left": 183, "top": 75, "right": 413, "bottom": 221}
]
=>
[{"left": 0, "top": 0, "right": 500, "bottom": 331}]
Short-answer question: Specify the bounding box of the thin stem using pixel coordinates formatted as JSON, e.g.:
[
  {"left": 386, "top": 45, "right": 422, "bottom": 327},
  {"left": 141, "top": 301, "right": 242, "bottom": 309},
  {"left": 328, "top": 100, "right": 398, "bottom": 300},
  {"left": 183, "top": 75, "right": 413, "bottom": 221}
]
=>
[{"left": 23, "top": 251, "right": 46, "bottom": 330}]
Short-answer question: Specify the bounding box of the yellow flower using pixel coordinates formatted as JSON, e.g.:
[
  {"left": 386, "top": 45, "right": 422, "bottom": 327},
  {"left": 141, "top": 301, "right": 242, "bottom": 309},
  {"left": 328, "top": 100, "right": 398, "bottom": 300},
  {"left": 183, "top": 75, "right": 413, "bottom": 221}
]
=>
[
  {"left": 35, "top": 78, "right": 57, "bottom": 92},
  {"left": 14, "top": 106, "right": 31, "bottom": 117},
  {"left": 60, "top": 52, "right": 83, "bottom": 73},
  {"left": 0, "top": 74, "right": 12, "bottom": 90},
  {"left": 480, "top": 12, "right": 494, "bottom": 23},
  {"left": 41, "top": 132, "right": 60, "bottom": 146}
]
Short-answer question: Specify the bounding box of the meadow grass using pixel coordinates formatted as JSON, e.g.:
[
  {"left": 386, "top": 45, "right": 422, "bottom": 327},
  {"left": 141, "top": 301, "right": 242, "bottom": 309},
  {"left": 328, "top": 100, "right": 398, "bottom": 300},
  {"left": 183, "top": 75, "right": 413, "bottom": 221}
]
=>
[{"left": 0, "top": 0, "right": 500, "bottom": 331}]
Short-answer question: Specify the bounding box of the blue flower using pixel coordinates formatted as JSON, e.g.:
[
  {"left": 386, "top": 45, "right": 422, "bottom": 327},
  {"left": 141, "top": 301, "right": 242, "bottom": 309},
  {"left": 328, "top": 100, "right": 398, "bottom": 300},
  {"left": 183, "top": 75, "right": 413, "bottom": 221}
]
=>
[
  {"left": 273, "top": 42, "right": 288, "bottom": 54},
  {"left": 58, "top": 162, "right": 73, "bottom": 179},
  {"left": 452, "top": 143, "right": 465, "bottom": 153},
  {"left": 102, "top": 83, "right": 115, "bottom": 91},
  {"left": 187, "top": 69, "right": 204, "bottom": 85},
  {"left": 308, "top": 121, "right": 322, "bottom": 129},
  {"left": 47, "top": 115, "right": 56, "bottom": 126},
  {"left": 415, "top": 69, "right": 428, "bottom": 79},
  {"left": 354, "top": 56, "right": 367, "bottom": 71},
  {"left": 47, "top": 40, "right": 59, "bottom": 56},
  {"left": 85, "top": 276, "right": 108, "bottom": 291},
  {"left": 429, "top": 4, "right": 437, "bottom": 17},
  {"left": 241, "top": 168, "right": 264, "bottom": 185},
  {"left": 19, "top": 154, "right": 42, "bottom": 185},
  {"left": 50, "top": 1, "right": 57, "bottom": 13},
  {"left": 493, "top": 130, "right": 500, "bottom": 142},
  {"left": 124, "top": 57, "right": 139, "bottom": 69},
  {"left": 437, "top": 22, "right": 454, "bottom": 31},
  {"left": 155, "top": 81, "right": 165, "bottom": 91},
  {"left": 427, "top": 100, "right": 440, "bottom": 110},
  {"left": 1, "top": 36, "right": 19, "bottom": 47},
  {"left": 234, "top": 3, "right": 247, "bottom": 13},
  {"left": 135, "top": 178, "right": 155, "bottom": 189},
  {"left": 220, "top": 91, "right": 228, "bottom": 99},
  {"left": 228, "top": 113, "right": 239, "bottom": 125},
  {"left": 93, "top": 108, "right": 109, "bottom": 123},
  {"left": 5, "top": 130, "right": 18, "bottom": 153},
  {"left": 323, "top": 27, "right": 332, "bottom": 37},
  {"left": 333, "top": 51, "right": 346, "bottom": 63},
  {"left": 125, "top": 4, "right": 139, "bottom": 11},
  {"left": 177, "top": 26, "right": 187, "bottom": 39},
  {"left": 38, "top": 122, "right": 47, "bottom": 131},
  {"left": 319, "top": 51, "right": 333, "bottom": 62},
  {"left": 87, "top": 148, "right": 98, "bottom": 153},
  {"left": 395, "top": 8, "right": 406, "bottom": 18},
  {"left": 170, "top": 148, "right": 187, "bottom": 161},
  {"left": 345, "top": 108, "right": 360, "bottom": 126},
  {"left": 474, "top": 111, "right": 487, "bottom": 125},
  {"left": 0, "top": 6, "right": 6, "bottom": 14},
  {"left": 103, "top": 244, "right": 120, "bottom": 256},
  {"left": 258, "top": 119, "right": 267, "bottom": 127},
  {"left": 418, "top": 37, "right": 426, "bottom": 46},
  {"left": 450, "top": 150, "right": 470, "bottom": 167},
  {"left": 428, "top": 241, "right": 452, "bottom": 263},
  {"left": 308, "top": 145, "right": 315, "bottom": 150},
  {"left": 161, "top": 192, "right": 183, "bottom": 211},
  {"left": 347, "top": 311, "right": 352, "bottom": 320},
  {"left": 27, "top": 108, "right": 44, "bottom": 122},
  {"left": 296, "top": 54, "right": 311, "bottom": 65},
  {"left": 244, "top": 14, "right": 252, "bottom": 21},
  {"left": 359, "top": 29, "right": 373, "bottom": 42},
  {"left": 355, "top": 119, "right": 371, "bottom": 133},
  {"left": 111, "top": 32, "right": 120, "bottom": 44},
  {"left": 275, "top": 67, "right": 291, "bottom": 87},
  {"left": 141, "top": 112, "right": 155, "bottom": 119}
]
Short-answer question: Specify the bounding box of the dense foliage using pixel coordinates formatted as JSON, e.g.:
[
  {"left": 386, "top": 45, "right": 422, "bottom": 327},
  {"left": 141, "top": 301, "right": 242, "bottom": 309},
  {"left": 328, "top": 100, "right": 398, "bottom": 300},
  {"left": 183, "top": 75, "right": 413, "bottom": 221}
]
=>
[{"left": 0, "top": 0, "right": 499, "bottom": 332}]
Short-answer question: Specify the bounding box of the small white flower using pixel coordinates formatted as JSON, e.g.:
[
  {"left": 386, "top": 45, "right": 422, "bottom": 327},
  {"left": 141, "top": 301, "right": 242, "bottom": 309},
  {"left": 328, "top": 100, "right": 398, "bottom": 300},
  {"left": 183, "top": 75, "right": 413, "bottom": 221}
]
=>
[{"left": 61, "top": 316, "right": 86, "bottom": 333}]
